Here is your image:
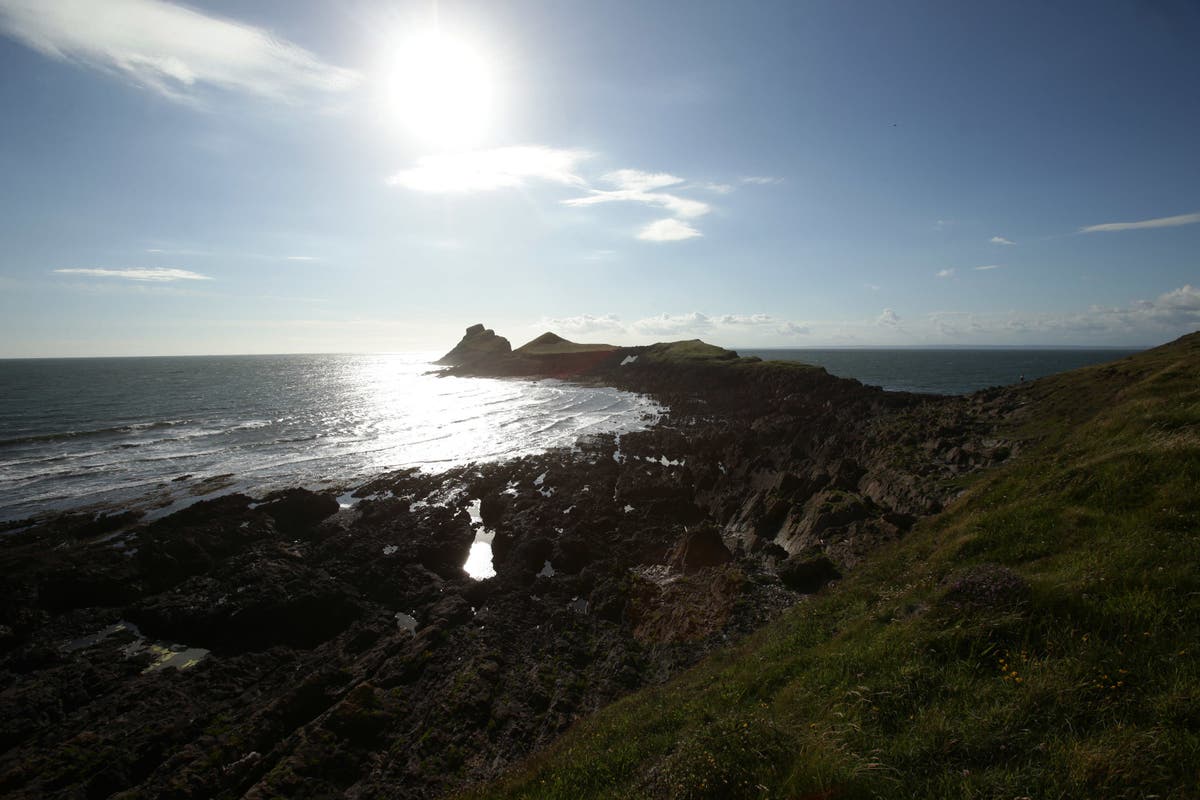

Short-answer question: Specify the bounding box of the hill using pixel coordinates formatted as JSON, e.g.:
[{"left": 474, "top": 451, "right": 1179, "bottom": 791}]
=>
[
  {"left": 513, "top": 332, "right": 619, "bottom": 356},
  {"left": 467, "top": 332, "right": 1200, "bottom": 798}
]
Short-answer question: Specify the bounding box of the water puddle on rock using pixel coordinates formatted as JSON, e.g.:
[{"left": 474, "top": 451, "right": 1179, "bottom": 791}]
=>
[
  {"left": 462, "top": 499, "right": 496, "bottom": 580},
  {"left": 537, "top": 560, "right": 556, "bottom": 578},
  {"left": 63, "top": 620, "right": 210, "bottom": 673},
  {"left": 394, "top": 612, "right": 418, "bottom": 634}
]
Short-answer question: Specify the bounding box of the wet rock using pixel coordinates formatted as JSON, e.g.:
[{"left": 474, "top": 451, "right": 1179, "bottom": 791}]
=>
[{"left": 258, "top": 488, "right": 339, "bottom": 535}]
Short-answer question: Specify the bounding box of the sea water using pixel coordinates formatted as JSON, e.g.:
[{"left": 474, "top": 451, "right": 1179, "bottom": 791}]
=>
[
  {"left": 0, "top": 348, "right": 1141, "bottom": 521},
  {"left": 0, "top": 353, "right": 662, "bottom": 521},
  {"left": 739, "top": 348, "right": 1140, "bottom": 395}
]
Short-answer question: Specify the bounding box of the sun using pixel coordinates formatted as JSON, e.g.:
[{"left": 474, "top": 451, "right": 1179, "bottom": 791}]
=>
[{"left": 382, "top": 30, "right": 495, "bottom": 148}]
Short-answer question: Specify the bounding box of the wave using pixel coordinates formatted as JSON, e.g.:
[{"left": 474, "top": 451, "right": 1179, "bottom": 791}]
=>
[{"left": 0, "top": 419, "right": 192, "bottom": 448}]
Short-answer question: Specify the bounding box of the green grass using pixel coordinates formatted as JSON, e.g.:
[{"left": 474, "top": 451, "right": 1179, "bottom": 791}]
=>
[
  {"left": 465, "top": 333, "right": 1200, "bottom": 799},
  {"left": 641, "top": 340, "right": 742, "bottom": 362},
  {"left": 514, "top": 332, "right": 619, "bottom": 355}
]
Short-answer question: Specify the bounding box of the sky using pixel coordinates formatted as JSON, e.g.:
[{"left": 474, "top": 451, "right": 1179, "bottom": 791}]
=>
[{"left": 0, "top": 0, "right": 1198, "bottom": 357}]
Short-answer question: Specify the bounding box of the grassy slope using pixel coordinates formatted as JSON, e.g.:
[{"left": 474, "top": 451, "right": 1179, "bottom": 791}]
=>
[{"left": 468, "top": 333, "right": 1200, "bottom": 799}]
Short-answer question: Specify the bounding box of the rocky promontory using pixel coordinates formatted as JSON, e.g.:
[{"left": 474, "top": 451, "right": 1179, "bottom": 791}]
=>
[{"left": 0, "top": 325, "right": 1021, "bottom": 799}]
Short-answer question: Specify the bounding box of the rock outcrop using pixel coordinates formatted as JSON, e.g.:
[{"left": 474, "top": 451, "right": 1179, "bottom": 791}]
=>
[{"left": 434, "top": 323, "right": 512, "bottom": 366}]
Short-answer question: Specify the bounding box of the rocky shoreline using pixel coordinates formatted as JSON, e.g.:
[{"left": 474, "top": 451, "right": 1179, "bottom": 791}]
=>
[{"left": 0, "top": 326, "right": 1022, "bottom": 798}]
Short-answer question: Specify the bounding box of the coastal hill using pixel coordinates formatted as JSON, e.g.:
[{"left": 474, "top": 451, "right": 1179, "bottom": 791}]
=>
[
  {"left": 1, "top": 327, "right": 1195, "bottom": 799},
  {"left": 471, "top": 331, "right": 1200, "bottom": 798}
]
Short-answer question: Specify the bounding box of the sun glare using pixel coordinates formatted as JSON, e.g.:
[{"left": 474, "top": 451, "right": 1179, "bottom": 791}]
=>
[{"left": 383, "top": 30, "right": 494, "bottom": 147}]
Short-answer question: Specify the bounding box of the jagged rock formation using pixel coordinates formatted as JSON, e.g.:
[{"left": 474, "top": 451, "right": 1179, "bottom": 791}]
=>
[{"left": 434, "top": 324, "right": 512, "bottom": 366}]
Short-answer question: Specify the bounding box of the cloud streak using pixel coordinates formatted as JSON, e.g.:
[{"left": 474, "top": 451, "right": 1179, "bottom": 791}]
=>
[
  {"left": 637, "top": 218, "right": 702, "bottom": 242},
  {"left": 388, "top": 147, "right": 591, "bottom": 192},
  {"left": 1079, "top": 211, "right": 1200, "bottom": 233},
  {"left": 990, "top": 236, "right": 1016, "bottom": 245},
  {"left": 54, "top": 267, "right": 211, "bottom": 281},
  {"left": 563, "top": 169, "right": 711, "bottom": 219},
  {"left": 0, "top": 0, "right": 360, "bottom": 104}
]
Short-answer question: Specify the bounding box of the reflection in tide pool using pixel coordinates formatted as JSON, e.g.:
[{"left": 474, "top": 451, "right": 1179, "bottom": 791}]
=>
[
  {"left": 62, "top": 620, "right": 209, "bottom": 672},
  {"left": 463, "top": 499, "right": 496, "bottom": 580}
]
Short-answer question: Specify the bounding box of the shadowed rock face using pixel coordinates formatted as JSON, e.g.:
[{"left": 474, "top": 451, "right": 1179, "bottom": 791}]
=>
[{"left": 434, "top": 323, "right": 512, "bottom": 366}]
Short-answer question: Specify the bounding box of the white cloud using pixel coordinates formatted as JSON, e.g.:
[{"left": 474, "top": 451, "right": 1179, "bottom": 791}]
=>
[
  {"left": 990, "top": 236, "right": 1016, "bottom": 245},
  {"left": 908, "top": 285, "right": 1200, "bottom": 343},
  {"left": 538, "top": 314, "right": 624, "bottom": 335},
  {"left": 601, "top": 169, "right": 683, "bottom": 192},
  {"left": 934, "top": 219, "right": 955, "bottom": 230},
  {"left": 778, "top": 321, "right": 810, "bottom": 336},
  {"left": 741, "top": 176, "right": 783, "bottom": 185},
  {"left": 973, "top": 264, "right": 1002, "bottom": 271},
  {"left": 1079, "top": 211, "right": 1200, "bottom": 233},
  {"left": 876, "top": 308, "right": 901, "bottom": 327},
  {"left": 388, "top": 146, "right": 591, "bottom": 193},
  {"left": 286, "top": 256, "right": 316, "bottom": 261},
  {"left": 637, "top": 218, "right": 702, "bottom": 242},
  {"left": 865, "top": 283, "right": 882, "bottom": 291},
  {"left": 53, "top": 267, "right": 211, "bottom": 281},
  {"left": 718, "top": 313, "right": 774, "bottom": 325},
  {"left": 0, "top": 0, "right": 360, "bottom": 104},
  {"left": 564, "top": 170, "right": 711, "bottom": 219},
  {"left": 632, "top": 312, "right": 713, "bottom": 336},
  {"left": 936, "top": 268, "right": 956, "bottom": 278},
  {"left": 701, "top": 182, "right": 734, "bottom": 194}
]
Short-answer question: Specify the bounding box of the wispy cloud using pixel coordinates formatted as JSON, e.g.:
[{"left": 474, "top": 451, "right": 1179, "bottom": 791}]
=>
[
  {"left": 0, "top": 0, "right": 360, "bottom": 104},
  {"left": 990, "top": 236, "right": 1016, "bottom": 245},
  {"left": 564, "top": 169, "right": 711, "bottom": 219},
  {"left": 718, "top": 313, "right": 773, "bottom": 325},
  {"left": 286, "top": 256, "right": 316, "bottom": 261},
  {"left": 936, "top": 268, "right": 956, "bottom": 278},
  {"left": 876, "top": 308, "right": 901, "bottom": 327},
  {"left": 1079, "top": 211, "right": 1200, "bottom": 233},
  {"left": 741, "top": 175, "right": 783, "bottom": 185},
  {"left": 390, "top": 152, "right": 724, "bottom": 243},
  {"left": 917, "top": 285, "right": 1200, "bottom": 342},
  {"left": 637, "top": 218, "right": 702, "bottom": 242},
  {"left": 631, "top": 312, "right": 713, "bottom": 336},
  {"left": 581, "top": 249, "right": 617, "bottom": 262},
  {"left": 537, "top": 314, "right": 624, "bottom": 335},
  {"left": 545, "top": 311, "right": 796, "bottom": 339},
  {"left": 973, "top": 264, "right": 1002, "bottom": 271},
  {"left": 700, "top": 182, "right": 734, "bottom": 194},
  {"left": 388, "top": 146, "right": 591, "bottom": 193},
  {"left": 53, "top": 267, "right": 211, "bottom": 281}
]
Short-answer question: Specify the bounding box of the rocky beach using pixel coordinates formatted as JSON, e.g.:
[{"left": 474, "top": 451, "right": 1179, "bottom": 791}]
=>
[{"left": 0, "top": 325, "right": 1028, "bottom": 798}]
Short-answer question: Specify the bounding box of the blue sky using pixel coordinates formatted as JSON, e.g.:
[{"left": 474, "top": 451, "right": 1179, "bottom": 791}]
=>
[{"left": 1, "top": 0, "right": 1198, "bottom": 356}]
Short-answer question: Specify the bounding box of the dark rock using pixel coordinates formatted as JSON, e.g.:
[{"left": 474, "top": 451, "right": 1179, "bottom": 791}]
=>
[
  {"left": 259, "top": 488, "right": 339, "bottom": 535},
  {"left": 777, "top": 548, "right": 840, "bottom": 593},
  {"left": 435, "top": 324, "right": 513, "bottom": 366},
  {"left": 668, "top": 526, "right": 732, "bottom": 574}
]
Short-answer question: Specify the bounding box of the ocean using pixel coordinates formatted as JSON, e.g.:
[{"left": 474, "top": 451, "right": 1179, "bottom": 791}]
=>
[
  {"left": 0, "top": 348, "right": 1140, "bottom": 522},
  {"left": 739, "top": 347, "right": 1141, "bottom": 395},
  {"left": 0, "top": 353, "right": 661, "bottom": 522}
]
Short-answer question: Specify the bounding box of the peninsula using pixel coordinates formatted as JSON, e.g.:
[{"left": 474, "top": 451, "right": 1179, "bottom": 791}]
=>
[{"left": 0, "top": 326, "right": 1196, "bottom": 799}]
